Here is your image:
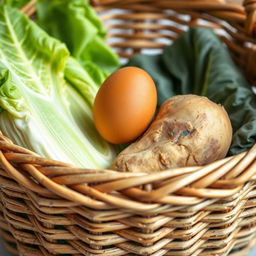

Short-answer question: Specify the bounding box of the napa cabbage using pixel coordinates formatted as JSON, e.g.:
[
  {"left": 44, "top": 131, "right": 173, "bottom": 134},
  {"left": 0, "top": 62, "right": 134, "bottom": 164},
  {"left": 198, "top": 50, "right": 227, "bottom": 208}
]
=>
[{"left": 0, "top": 5, "right": 117, "bottom": 168}]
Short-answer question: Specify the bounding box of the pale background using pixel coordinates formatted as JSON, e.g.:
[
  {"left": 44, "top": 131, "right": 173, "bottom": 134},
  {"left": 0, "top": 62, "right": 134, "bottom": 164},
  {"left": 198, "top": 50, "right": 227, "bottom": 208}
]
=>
[{"left": 1, "top": 0, "right": 255, "bottom": 255}]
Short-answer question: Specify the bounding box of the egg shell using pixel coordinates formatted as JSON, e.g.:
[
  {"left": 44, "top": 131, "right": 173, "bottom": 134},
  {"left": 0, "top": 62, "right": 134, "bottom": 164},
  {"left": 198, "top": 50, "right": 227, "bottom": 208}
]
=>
[{"left": 93, "top": 67, "right": 157, "bottom": 144}]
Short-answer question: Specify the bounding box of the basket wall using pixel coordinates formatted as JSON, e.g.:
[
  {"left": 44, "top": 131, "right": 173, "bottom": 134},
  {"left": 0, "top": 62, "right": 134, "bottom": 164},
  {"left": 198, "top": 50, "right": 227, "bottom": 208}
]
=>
[{"left": 0, "top": 0, "right": 256, "bottom": 256}]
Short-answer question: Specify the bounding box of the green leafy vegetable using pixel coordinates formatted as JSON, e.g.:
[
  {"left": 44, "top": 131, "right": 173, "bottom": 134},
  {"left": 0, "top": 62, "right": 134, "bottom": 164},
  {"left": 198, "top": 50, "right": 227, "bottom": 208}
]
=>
[
  {"left": 2, "top": 0, "right": 29, "bottom": 8},
  {"left": 126, "top": 28, "right": 256, "bottom": 155},
  {"left": 37, "top": 0, "right": 120, "bottom": 85},
  {"left": 65, "top": 57, "right": 99, "bottom": 108},
  {"left": 0, "top": 5, "right": 117, "bottom": 168}
]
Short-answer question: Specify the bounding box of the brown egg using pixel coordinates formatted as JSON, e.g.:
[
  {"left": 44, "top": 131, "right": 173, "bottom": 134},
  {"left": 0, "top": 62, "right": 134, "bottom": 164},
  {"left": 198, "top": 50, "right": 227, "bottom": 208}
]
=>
[{"left": 93, "top": 67, "right": 157, "bottom": 144}]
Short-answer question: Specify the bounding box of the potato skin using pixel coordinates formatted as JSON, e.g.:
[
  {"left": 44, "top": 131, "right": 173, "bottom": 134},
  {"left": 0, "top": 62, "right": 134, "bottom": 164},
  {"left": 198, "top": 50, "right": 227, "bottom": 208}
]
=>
[{"left": 112, "top": 95, "right": 232, "bottom": 173}]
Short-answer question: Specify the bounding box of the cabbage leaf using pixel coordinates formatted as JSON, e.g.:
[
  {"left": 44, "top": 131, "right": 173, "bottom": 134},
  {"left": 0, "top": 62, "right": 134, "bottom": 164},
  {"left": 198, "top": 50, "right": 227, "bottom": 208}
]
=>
[
  {"left": 2, "top": 0, "right": 29, "bottom": 8},
  {"left": 0, "top": 5, "right": 116, "bottom": 168},
  {"left": 37, "top": 0, "right": 120, "bottom": 85}
]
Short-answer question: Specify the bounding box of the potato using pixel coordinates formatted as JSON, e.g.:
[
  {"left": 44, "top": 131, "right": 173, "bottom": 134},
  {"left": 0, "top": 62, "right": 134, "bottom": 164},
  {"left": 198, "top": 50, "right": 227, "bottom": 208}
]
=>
[{"left": 112, "top": 95, "right": 232, "bottom": 173}]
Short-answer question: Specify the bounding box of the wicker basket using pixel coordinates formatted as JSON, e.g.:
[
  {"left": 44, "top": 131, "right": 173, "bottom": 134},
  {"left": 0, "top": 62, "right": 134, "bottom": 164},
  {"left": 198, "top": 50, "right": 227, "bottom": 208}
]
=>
[{"left": 1, "top": 0, "right": 256, "bottom": 255}]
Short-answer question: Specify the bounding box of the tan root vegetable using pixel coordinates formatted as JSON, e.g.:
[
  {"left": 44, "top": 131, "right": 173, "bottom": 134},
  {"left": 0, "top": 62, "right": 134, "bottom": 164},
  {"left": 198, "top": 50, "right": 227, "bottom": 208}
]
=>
[{"left": 112, "top": 95, "right": 232, "bottom": 173}]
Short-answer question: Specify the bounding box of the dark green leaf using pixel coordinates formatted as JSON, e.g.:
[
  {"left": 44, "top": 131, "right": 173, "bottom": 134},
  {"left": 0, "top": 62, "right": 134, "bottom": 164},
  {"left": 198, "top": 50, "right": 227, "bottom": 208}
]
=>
[{"left": 126, "top": 28, "right": 256, "bottom": 155}]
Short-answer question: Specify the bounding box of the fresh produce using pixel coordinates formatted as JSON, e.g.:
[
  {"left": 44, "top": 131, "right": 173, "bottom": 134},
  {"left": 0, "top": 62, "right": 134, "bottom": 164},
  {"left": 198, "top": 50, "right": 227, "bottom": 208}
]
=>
[
  {"left": 0, "top": 1, "right": 254, "bottom": 174},
  {"left": 0, "top": 5, "right": 117, "bottom": 168},
  {"left": 36, "top": 0, "right": 120, "bottom": 86},
  {"left": 126, "top": 27, "right": 256, "bottom": 155},
  {"left": 3, "top": 0, "right": 29, "bottom": 8},
  {"left": 93, "top": 67, "right": 157, "bottom": 144},
  {"left": 113, "top": 95, "right": 232, "bottom": 173}
]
